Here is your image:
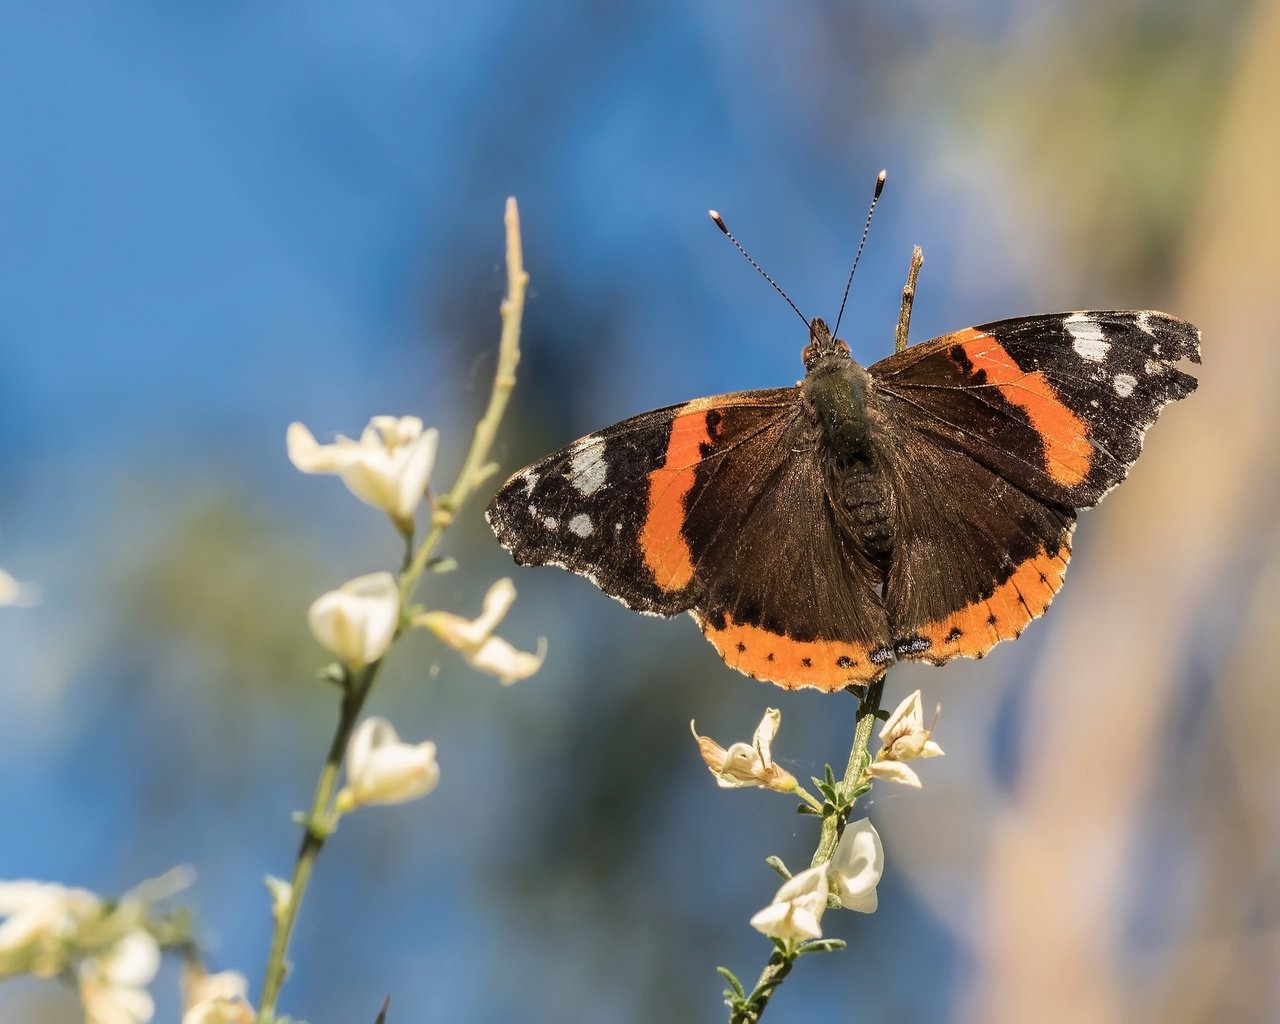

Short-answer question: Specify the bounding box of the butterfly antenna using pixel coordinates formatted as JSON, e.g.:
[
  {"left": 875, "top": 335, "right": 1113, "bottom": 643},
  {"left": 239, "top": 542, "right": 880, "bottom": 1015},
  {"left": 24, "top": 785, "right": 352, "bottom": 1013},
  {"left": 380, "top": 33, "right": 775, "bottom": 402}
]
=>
[
  {"left": 831, "top": 169, "right": 887, "bottom": 340},
  {"left": 708, "top": 210, "right": 808, "bottom": 328}
]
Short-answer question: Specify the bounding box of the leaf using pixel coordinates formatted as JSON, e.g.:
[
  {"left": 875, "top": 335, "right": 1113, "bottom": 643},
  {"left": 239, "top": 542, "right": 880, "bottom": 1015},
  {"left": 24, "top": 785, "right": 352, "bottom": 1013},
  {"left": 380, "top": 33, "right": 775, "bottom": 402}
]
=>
[{"left": 717, "top": 966, "right": 746, "bottom": 1000}]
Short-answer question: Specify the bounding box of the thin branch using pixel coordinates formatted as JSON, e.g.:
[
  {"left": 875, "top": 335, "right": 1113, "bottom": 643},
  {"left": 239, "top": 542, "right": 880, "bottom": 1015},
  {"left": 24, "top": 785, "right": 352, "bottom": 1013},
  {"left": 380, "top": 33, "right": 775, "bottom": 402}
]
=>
[
  {"left": 727, "top": 678, "right": 886, "bottom": 1024},
  {"left": 257, "top": 199, "right": 529, "bottom": 1024},
  {"left": 400, "top": 196, "right": 528, "bottom": 605},
  {"left": 894, "top": 246, "right": 923, "bottom": 354}
]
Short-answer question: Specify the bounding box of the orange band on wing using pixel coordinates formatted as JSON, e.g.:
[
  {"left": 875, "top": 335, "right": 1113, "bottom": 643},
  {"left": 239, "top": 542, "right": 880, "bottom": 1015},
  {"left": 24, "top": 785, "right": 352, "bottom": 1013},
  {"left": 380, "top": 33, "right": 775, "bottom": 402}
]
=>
[
  {"left": 954, "top": 330, "right": 1092, "bottom": 487},
  {"left": 698, "top": 612, "right": 887, "bottom": 692},
  {"left": 639, "top": 399, "right": 720, "bottom": 592},
  {"left": 904, "top": 545, "right": 1071, "bottom": 663}
]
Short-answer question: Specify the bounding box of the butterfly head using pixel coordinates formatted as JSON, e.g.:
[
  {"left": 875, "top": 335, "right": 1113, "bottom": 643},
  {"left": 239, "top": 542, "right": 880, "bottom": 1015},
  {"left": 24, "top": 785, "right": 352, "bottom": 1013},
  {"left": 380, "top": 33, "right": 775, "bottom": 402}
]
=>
[{"left": 802, "top": 317, "right": 853, "bottom": 372}]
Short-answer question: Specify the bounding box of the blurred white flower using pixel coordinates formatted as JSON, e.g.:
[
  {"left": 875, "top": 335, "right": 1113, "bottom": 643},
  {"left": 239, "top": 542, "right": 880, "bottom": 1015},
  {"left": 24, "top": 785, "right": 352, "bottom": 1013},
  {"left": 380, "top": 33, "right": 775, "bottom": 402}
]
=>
[
  {"left": 183, "top": 967, "right": 254, "bottom": 1024},
  {"left": 287, "top": 416, "right": 438, "bottom": 528},
  {"left": 749, "top": 865, "right": 829, "bottom": 942},
  {"left": 827, "top": 817, "right": 883, "bottom": 913},
  {"left": 0, "top": 568, "right": 38, "bottom": 608},
  {"left": 691, "top": 708, "right": 797, "bottom": 792},
  {"left": 0, "top": 880, "right": 101, "bottom": 977},
  {"left": 308, "top": 572, "right": 400, "bottom": 669},
  {"left": 866, "top": 689, "right": 943, "bottom": 788},
  {"left": 336, "top": 716, "right": 439, "bottom": 810},
  {"left": 79, "top": 928, "right": 160, "bottom": 1024},
  {"left": 414, "top": 578, "right": 545, "bottom": 684},
  {"left": 264, "top": 876, "right": 293, "bottom": 925}
]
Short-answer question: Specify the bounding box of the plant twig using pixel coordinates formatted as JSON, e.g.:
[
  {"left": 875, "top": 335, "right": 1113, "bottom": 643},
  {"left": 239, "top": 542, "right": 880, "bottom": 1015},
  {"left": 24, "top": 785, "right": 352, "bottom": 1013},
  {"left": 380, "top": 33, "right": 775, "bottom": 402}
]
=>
[
  {"left": 727, "top": 678, "right": 886, "bottom": 1024},
  {"left": 400, "top": 196, "right": 528, "bottom": 605},
  {"left": 894, "top": 246, "right": 923, "bottom": 354},
  {"left": 257, "top": 198, "right": 529, "bottom": 1024},
  {"left": 810, "top": 679, "right": 884, "bottom": 868},
  {"left": 257, "top": 666, "right": 376, "bottom": 1021}
]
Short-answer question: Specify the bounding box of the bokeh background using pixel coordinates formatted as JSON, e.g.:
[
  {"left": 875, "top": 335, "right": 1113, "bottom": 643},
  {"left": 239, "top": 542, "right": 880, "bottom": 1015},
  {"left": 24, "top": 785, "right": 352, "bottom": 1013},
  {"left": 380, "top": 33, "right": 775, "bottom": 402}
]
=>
[{"left": 2, "top": 2, "right": 1277, "bottom": 1021}]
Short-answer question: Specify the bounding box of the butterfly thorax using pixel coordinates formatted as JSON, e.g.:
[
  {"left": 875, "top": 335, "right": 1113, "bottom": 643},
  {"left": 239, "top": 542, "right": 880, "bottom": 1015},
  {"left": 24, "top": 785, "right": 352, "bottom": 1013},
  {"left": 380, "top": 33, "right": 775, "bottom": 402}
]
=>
[
  {"left": 801, "top": 318, "right": 874, "bottom": 467},
  {"left": 801, "top": 318, "right": 896, "bottom": 578}
]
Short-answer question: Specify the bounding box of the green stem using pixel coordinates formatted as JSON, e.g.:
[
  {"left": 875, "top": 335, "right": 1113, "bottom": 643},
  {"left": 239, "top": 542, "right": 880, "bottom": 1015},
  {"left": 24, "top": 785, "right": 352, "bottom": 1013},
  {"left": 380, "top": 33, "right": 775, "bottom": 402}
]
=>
[
  {"left": 810, "top": 679, "right": 884, "bottom": 868},
  {"left": 257, "top": 666, "right": 377, "bottom": 1021},
  {"left": 729, "top": 679, "right": 886, "bottom": 1024},
  {"left": 400, "top": 197, "right": 528, "bottom": 607},
  {"left": 730, "top": 949, "right": 795, "bottom": 1024},
  {"left": 257, "top": 199, "right": 529, "bottom": 1023}
]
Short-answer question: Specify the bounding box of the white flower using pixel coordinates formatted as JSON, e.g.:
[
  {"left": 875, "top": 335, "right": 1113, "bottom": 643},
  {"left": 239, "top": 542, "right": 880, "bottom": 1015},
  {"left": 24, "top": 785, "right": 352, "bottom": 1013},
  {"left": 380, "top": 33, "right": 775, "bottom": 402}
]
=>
[
  {"left": 749, "top": 865, "right": 829, "bottom": 942},
  {"left": 691, "top": 708, "right": 797, "bottom": 792},
  {"left": 827, "top": 817, "right": 883, "bottom": 913},
  {"left": 0, "top": 880, "right": 101, "bottom": 976},
  {"left": 308, "top": 572, "right": 400, "bottom": 669},
  {"left": 414, "top": 578, "right": 545, "bottom": 685},
  {"left": 287, "top": 416, "right": 438, "bottom": 528},
  {"left": 264, "top": 876, "right": 293, "bottom": 925},
  {"left": 866, "top": 689, "right": 944, "bottom": 788},
  {"left": 0, "top": 568, "right": 38, "bottom": 608},
  {"left": 183, "top": 968, "right": 254, "bottom": 1024},
  {"left": 336, "top": 716, "right": 439, "bottom": 810},
  {"left": 79, "top": 928, "right": 160, "bottom": 1024}
]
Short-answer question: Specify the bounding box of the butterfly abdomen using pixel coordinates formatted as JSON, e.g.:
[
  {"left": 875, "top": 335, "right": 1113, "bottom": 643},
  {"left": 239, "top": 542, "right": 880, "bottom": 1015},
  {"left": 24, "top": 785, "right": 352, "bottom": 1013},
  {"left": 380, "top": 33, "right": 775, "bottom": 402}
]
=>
[{"left": 802, "top": 351, "right": 898, "bottom": 575}]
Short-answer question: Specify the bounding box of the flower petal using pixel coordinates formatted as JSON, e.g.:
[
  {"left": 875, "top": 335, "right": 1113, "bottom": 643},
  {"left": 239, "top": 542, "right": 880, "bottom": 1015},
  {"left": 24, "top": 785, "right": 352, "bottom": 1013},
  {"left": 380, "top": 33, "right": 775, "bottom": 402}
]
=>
[
  {"left": 828, "top": 818, "right": 884, "bottom": 912},
  {"left": 879, "top": 689, "right": 924, "bottom": 742},
  {"left": 286, "top": 422, "right": 357, "bottom": 473},
  {"left": 867, "top": 760, "right": 922, "bottom": 787},
  {"left": 751, "top": 708, "right": 782, "bottom": 768},
  {"left": 342, "top": 716, "right": 439, "bottom": 808},
  {"left": 467, "top": 634, "right": 545, "bottom": 685},
  {"left": 307, "top": 572, "right": 400, "bottom": 668},
  {"left": 750, "top": 865, "right": 829, "bottom": 941}
]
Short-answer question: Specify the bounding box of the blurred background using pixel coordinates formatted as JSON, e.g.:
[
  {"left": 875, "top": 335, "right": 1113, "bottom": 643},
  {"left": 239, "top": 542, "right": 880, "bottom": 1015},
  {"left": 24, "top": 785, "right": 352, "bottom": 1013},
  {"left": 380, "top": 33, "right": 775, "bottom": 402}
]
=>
[{"left": 1, "top": 1, "right": 1276, "bottom": 1021}]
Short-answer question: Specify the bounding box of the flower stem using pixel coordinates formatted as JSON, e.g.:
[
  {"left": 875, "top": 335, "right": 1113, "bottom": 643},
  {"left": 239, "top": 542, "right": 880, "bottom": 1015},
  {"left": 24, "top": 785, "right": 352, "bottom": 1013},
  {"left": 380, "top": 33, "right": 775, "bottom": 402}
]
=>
[
  {"left": 729, "top": 948, "right": 795, "bottom": 1024},
  {"left": 257, "top": 666, "right": 377, "bottom": 1021},
  {"left": 727, "top": 678, "right": 886, "bottom": 1024},
  {"left": 400, "top": 197, "right": 528, "bottom": 607},
  {"left": 258, "top": 199, "right": 528, "bottom": 1024},
  {"left": 811, "top": 679, "right": 884, "bottom": 868}
]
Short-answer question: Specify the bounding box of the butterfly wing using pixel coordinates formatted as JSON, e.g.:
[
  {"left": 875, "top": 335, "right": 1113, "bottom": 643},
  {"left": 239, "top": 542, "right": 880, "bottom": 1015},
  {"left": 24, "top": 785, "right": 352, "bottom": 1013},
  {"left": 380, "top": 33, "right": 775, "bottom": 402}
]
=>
[
  {"left": 868, "top": 309, "right": 1199, "bottom": 665},
  {"left": 486, "top": 389, "right": 892, "bottom": 690}
]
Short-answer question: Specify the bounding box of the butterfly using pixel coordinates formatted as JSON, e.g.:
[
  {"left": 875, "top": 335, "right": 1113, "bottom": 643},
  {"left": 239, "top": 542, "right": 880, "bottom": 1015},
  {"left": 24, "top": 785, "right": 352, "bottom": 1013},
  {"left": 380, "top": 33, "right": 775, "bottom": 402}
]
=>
[{"left": 485, "top": 193, "right": 1200, "bottom": 692}]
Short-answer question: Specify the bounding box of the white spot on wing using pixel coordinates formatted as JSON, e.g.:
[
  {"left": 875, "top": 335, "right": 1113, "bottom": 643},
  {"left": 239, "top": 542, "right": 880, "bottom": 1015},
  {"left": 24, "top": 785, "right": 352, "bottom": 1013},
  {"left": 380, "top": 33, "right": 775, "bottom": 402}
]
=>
[
  {"left": 543, "top": 516, "right": 559, "bottom": 530},
  {"left": 1066, "top": 314, "right": 1110, "bottom": 362},
  {"left": 568, "top": 514, "right": 594, "bottom": 537},
  {"left": 569, "top": 444, "right": 608, "bottom": 495},
  {"left": 1136, "top": 311, "right": 1156, "bottom": 336},
  {"left": 1113, "top": 373, "right": 1138, "bottom": 398},
  {"left": 522, "top": 472, "right": 538, "bottom": 496}
]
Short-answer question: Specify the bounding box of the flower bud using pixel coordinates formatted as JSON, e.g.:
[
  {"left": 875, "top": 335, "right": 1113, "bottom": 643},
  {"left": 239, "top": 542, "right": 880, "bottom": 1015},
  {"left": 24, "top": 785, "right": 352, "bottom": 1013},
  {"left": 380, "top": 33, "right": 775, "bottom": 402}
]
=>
[
  {"left": 307, "top": 572, "right": 400, "bottom": 669},
  {"left": 336, "top": 716, "right": 439, "bottom": 810}
]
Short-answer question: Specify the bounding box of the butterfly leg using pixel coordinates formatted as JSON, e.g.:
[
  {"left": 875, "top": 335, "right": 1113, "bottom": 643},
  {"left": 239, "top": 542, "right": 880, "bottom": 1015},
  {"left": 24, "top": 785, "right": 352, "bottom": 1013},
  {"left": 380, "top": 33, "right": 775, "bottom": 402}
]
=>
[{"left": 894, "top": 245, "right": 924, "bottom": 353}]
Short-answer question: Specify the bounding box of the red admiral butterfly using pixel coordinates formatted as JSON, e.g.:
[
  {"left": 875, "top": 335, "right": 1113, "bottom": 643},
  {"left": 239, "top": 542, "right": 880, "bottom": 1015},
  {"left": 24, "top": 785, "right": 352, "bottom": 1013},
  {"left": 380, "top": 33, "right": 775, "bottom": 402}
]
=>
[{"left": 486, "top": 177, "right": 1200, "bottom": 691}]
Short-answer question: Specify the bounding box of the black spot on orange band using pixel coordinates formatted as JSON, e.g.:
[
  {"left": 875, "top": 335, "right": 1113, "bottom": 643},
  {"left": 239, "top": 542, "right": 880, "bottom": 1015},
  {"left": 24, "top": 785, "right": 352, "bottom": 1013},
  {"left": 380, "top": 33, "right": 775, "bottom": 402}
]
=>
[{"left": 695, "top": 611, "right": 887, "bottom": 692}]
